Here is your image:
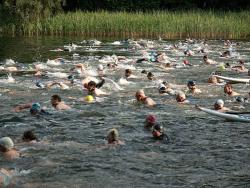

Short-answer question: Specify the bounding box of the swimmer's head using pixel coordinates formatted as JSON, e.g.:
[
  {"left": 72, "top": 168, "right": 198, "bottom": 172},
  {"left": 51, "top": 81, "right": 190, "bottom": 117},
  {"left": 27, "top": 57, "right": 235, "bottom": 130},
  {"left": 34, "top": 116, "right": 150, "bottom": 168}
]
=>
[
  {"left": 135, "top": 89, "right": 145, "bottom": 101},
  {"left": 107, "top": 128, "right": 119, "bottom": 144},
  {"left": 30, "top": 103, "right": 41, "bottom": 115},
  {"left": 214, "top": 99, "right": 224, "bottom": 110},
  {"left": 85, "top": 95, "right": 94, "bottom": 103},
  {"left": 158, "top": 84, "right": 167, "bottom": 94},
  {"left": 125, "top": 69, "right": 132, "bottom": 78},
  {"left": 97, "top": 64, "right": 104, "bottom": 71},
  {"left": 145, "top": 114, "right": 156, "bottom": 126},
  {"left": 141, "top": 70, "right": 147, "bottom": 74},
  {"left": 0, "top": 137, "right": 14, "bottom": 151},
  {"left": 183, "top": 60, "right": 189, "bottom": 65},
  {"left": 235, "top": 96, "right": 244, "bottom": 103},
  {"left": 51, "top": 95, "right": 61, "bottom": 107},
  {"left": 22, "top": 130, "right": 37, "bottom": 142},
  {"left": 152, "top": 123, "right": 164, "bottom": 138},
  {"left": 147, "top": 72, "right": 154, "bottom": 80},
  {"left": 176, "top": 92, "right": 186, "bottom": 103},
  {"left": 187, "top": 80, "right": 196, "bottom": 90},
  {"left": 203, "top": 55, "right": 208, "bottom": 61},
  {"left": 68, "top": 75, "right": 75, "bottom": 84},
  {"left": 88, "top": 81, "right": 97, "bottom": 91}
]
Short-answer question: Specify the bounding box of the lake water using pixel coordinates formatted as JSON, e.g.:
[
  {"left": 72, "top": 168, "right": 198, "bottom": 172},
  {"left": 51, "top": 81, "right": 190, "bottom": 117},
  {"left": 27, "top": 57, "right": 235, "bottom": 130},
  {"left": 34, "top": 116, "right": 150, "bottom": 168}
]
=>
[{"left": 0, "top": 36, "right": 250, "bottom": 188}]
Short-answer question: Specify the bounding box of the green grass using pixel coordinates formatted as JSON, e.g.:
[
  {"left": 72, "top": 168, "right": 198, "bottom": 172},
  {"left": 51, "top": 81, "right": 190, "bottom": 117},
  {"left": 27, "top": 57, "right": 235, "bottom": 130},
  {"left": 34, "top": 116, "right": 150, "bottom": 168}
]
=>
[{"left": 1, "top": 11, "right": 250, "bottom": 39}]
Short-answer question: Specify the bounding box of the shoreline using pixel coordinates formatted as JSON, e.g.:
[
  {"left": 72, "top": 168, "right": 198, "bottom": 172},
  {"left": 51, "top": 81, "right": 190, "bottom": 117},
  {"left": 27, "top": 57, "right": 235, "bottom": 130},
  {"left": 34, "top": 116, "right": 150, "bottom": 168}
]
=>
[{"left": 1, "top": 11, "right": 250, "bottom": 39}]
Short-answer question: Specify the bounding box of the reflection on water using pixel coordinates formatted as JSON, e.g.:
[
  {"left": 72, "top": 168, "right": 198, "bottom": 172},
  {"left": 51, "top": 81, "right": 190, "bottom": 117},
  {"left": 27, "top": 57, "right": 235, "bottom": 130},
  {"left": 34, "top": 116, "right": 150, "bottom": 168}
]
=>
[{"left": 0, "top": 37, "right": 250, "bottom": 187}]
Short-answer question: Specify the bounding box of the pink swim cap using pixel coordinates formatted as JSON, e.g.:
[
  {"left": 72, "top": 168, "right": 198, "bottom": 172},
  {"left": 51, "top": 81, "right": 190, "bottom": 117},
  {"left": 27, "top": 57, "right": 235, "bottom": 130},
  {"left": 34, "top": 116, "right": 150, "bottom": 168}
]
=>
[
  {"left": 183, "top": 60, "right": 189, "bottom": 65},
  {"left": 146, "top": 115, "right": 156, "bottom": 124}
]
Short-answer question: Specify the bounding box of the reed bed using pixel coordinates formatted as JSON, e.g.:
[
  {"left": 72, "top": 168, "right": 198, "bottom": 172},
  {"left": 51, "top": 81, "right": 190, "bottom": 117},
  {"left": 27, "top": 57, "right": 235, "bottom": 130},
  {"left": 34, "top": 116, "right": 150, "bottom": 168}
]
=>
[{"left": 1, "top": 11, "right": 250, "bottom": 39}]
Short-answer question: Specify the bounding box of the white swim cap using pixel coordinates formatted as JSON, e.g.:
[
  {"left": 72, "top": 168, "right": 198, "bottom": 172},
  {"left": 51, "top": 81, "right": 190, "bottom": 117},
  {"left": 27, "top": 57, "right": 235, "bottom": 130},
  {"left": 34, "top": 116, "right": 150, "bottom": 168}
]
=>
[
  {"left": 0, "top": 137, "right": 14, "bottom": 150},
  {"left": 97, "top": 64, "right": 104, "bottom": 71},
  {"left": 215, "top": 99, "right": 224, "bottom": 106}
]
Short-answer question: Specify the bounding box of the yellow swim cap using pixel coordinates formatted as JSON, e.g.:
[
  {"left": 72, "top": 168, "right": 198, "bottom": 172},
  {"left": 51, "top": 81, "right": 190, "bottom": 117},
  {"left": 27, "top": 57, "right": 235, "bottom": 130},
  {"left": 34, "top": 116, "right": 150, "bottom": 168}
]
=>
[
  {"left": 218, "top": 64, "right": 225, "bottom": 71},
  {"left": 85, "top": 95, "right": 94, "bottom": 102}
]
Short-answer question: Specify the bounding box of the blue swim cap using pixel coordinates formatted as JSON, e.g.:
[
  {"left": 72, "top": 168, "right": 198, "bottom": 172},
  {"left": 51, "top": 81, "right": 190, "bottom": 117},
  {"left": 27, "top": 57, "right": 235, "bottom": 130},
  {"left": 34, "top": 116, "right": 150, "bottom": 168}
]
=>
[
  {"left": 36, "top": 81, "right": 45, "bottom": 88},
  {"left": 68, "top": 75, "right": 75, "bottom": 81},
  {"left": 30, "top": 103, "right": 41, "bottom": 111}
]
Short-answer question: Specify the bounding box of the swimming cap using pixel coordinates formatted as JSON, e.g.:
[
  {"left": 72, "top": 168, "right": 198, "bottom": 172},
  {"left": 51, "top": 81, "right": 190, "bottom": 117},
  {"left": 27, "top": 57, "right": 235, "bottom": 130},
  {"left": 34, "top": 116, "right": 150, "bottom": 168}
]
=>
[
  {"left": 97, "top": 64, "right": 104, "bottom": 71},
  {"left": 0, "top": 137, "right": 14, "bottom": 150},
  {"left": 235, "top": 96, "right": 244, "bottom": 103},
  {"left": 153, "top": 123, "right": 163, "bottom": 132},
  {"left": 31, "top": 103, "right": 41, "bottom": 111},
  {"left": 187, "top": 80, "right": 196, "bottom": 86},
  {"left": 183, "top": 60, "right": 189, "bottom": 65},
  {"left": 85, "top": 95, "right": 94, "bottom": 102},
  {"left": 146, "top": 115, "right": 156, "bottom": 124},
  {"left": 215, "top": 99, "right": 224, "bottom": 106},
  {"left": 35, "top": 81, "right": 45, "bottom": 88},
  {"left": 67, "top": 75, "right": 75, "bottom": 81}
]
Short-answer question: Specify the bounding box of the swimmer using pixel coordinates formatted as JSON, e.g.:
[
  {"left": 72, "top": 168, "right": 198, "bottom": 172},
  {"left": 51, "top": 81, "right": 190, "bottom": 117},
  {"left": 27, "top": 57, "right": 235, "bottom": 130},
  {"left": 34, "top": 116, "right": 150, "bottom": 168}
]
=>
[
  {"left": 145, "top": 114, "right": 157, "bottom": 129},
  {"left": 107, "top": 128, "right": 124, "bottom": 145},
  {"left": 97, "top": 64, "right": 104, "bottom": 77},
  {"left": 224, "top": 83, "right": 240, "bottom": 97},
  {"left": 176, "top": 92, "right": 189, "bottom": 104},
  {"left": 183, "top": 60, "right": 193, "bottom": 66},
  {"left": 203, "top": 55, "right": 217, "bottom": 65},
  {"left": 231, "top": 60, "right": 247, "bottom": 72},
  {"left": 187, "top": 80, "right": 201, "bottom": 94},
  {"left": 12, "top": 103, "right": 48, "bottom": 116},
  {"left": 135, "top": 89, "right": 156, "bottom": 107},
  {"left": 184, "top": 49, "right": 194, "bottom": 56},
  {"left": 213, "top": 99, "right": 231, "bottom": 112},
  {"left": 50, "top": 95, "right": 71, "bottom": 110},
  {"left": 84, "top": 80, "right": 107, "bottom": 96},
  {"left": 220, "top": 50, "right": 231, "bottom": 58},
  {"left": 125, "top": 69, "right": 137, "bottom": 79},
  {"left": 0, "top": 137, "right": 20, "bottom": 160},
  {"left": 0, "top": 168, "right": 14, "bottom": 187},
  {"left": 147, "top": 72, "right": 154, "bottom": 80},
  {"left": 22, "top": 130, "right": 38, "bottom": 143},
  {"left": 152, "top": 124, "right": 169, "bottom": 142}
]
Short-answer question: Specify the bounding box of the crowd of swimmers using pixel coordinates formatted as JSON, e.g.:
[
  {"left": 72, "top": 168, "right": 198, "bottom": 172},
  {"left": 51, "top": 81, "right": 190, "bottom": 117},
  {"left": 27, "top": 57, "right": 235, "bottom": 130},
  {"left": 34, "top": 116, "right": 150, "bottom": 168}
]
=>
[{"left": 1, "top": 38, "right": 250, "bottom": 186}]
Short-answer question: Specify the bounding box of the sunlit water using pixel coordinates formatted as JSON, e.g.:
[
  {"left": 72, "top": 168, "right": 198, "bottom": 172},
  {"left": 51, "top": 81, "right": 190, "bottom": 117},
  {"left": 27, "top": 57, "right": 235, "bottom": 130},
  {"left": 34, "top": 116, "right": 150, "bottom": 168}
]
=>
[{"left": 0, "top": 36, "right": 250, "bottom": 188}]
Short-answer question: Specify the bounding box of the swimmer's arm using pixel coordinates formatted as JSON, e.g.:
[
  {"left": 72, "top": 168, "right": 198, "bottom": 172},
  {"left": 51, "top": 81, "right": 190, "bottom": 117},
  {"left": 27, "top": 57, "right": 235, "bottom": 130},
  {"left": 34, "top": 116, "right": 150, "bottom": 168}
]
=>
[
  {"left": 145, "top": 98, "right": 156, "bottom": 107},
  {"left": 12, "top": 103, "right": 32, "bottom": 112}
]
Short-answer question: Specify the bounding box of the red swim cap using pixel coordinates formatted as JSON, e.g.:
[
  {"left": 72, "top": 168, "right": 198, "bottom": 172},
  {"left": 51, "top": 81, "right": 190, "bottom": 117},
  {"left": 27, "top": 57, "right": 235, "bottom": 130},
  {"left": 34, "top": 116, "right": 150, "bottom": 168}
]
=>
[
  {"left": 183, "top": 60, "right": 189, "bottom": 65},
  {"left": 146, "top": 114, "right": 156, "bottom": 124}
]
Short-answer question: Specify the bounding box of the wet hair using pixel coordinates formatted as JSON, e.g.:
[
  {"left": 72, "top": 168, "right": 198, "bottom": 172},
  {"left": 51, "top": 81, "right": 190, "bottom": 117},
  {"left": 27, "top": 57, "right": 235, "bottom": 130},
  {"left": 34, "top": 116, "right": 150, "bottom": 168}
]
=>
[
  {"left": 239, "top": 60, "right": 245, "bottom": 65},
  {"left": 203, "top": 55, "right": 208, "bottom": 60},
  {"left": 51, "top": 94, "right": 61, "bottom": 102},
  {"left": 23, "top": 130, "right": 37, "bottom": 141},
  {"left": 225, "top": 62, "right": 230, "bottom": 68},
  {"left": 125, "top": 69, "right": 132, "bottom": 77},
  {"left": 88, "top": 81, "right": 96, "bottom": 87},
  {"left": 141, "top": 70, "right": 147, "bottom": 74},
  {"left": 107, "top": 129, "right": 119, "bottom": 142},
  {"left": 187, "top": 80, "right": 196, "bottom": 86},
  {"left": 147, "top": 72, "right": 154, "bottom": 78},
  {"left": 125, "top": 69, "right": 132, "bottom": 74}
]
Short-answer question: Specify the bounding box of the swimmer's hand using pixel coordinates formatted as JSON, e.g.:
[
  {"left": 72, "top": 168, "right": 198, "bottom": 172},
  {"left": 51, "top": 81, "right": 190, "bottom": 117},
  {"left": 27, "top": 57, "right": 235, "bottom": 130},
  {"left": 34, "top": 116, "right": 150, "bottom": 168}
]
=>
[{"left": 195, "top": 104, "right": 201, "bottom": 109}]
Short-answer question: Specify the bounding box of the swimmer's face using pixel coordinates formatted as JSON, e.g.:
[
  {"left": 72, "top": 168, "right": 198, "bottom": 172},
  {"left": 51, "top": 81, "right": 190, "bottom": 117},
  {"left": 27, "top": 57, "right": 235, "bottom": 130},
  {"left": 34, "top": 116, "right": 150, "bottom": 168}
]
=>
[
  {"left": 51, "top": 98, "right": 59, "bottom": 106},
  {"left": 125, "top": 72, "right": 131, "bottom": 78},
  {"left": 224, "top": 84, "right": 232, "bottom": 94},
  {"left": 152, "top": 129, "right": 163, "bottom": 138},
  {"left": 214, "top": 103, "right": 223, "bottom": 110},
  {"left": 188, "top": 84, "right": 196, "bottom": 90},
  {"left": 135, "top": 91, "right": 145, "bottom": 101},
  {"left": 147, "top": 75, "right": 154, "bottom": 80},
  {"left": 176, "top": 94, "right": 186, "bottom": 102}
]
